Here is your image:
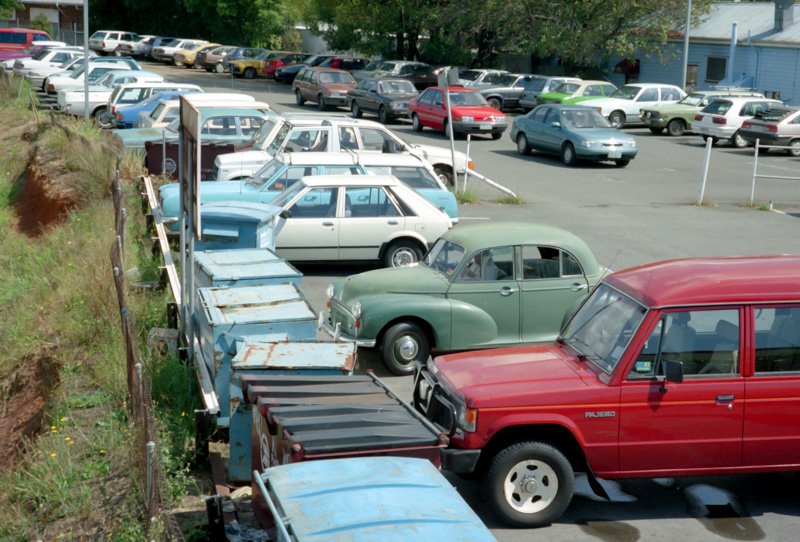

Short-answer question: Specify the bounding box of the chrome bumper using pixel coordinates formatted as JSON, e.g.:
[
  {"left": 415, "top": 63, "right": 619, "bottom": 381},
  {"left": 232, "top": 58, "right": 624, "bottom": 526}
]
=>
[{"left": 316, "top": 311, "right": 376, "bottom": 347}]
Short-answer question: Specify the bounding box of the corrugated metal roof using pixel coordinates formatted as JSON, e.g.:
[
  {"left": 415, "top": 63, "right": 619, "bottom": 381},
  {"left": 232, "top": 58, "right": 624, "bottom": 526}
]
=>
[{"left": 684, "top": 2, "right": 800, "bottom": 45}]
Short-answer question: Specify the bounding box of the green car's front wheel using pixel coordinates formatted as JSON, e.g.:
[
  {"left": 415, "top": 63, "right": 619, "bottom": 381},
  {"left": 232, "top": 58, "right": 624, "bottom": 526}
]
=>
[{"left": 381, "top": 322, "right": 430, "bottom": 376}]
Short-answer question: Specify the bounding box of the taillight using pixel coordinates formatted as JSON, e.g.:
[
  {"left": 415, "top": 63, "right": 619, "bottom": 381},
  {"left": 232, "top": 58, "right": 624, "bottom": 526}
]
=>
[
  {"left": 554, "top": 100, "right": 561, "bottom": 104},
  {"left": 103, "top": 41, "right": 106, "bottom": 48},
  {"left": 713, "top": 117, "right": 726, "bottom": 125},
  {"left": 117, "top": 113, "right": 123, "bottom": 120},
  {"left": 695, "top": 114, "right": 703, "bottom": 121},
  {"left": 767, "top": 125, "right": 778, "bottom": 133},
  {"left": 742, "top": 121, "right": 751, "bottom": 129}
]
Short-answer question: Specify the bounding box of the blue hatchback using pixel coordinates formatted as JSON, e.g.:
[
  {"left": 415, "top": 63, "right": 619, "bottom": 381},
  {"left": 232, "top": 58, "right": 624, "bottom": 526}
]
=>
[
  {"left": 113, "top": 90, "right": 201, "bottom": 129},
  {"left": 511, "top": 104, "right": 638, "bottom": 167}
]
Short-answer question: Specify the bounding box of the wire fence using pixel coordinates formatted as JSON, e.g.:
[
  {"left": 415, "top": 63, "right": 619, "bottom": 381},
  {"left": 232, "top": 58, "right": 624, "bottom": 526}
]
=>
[{"left": 110, "top": 161, "right": 186, "bottom": 541}]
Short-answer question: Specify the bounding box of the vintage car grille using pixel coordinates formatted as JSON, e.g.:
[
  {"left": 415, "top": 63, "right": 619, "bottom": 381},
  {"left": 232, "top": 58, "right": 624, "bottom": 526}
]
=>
[{"left": 329, "top": 301, "right": 354, "bottom": 334}]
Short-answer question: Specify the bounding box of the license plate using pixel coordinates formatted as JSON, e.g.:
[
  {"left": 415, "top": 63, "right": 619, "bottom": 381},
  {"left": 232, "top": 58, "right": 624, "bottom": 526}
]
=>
[
  {"left": 332, "top": 92, "right": 341, "bottom": 97},
  {"left": 752, "top": 126, "right": 763, "bottom": 132},
  {"left": 608, "top": 150, "right": 622, "bottom": 159},
  {"left": 479, "top": 123, "right": 492, "bottom": 130}
]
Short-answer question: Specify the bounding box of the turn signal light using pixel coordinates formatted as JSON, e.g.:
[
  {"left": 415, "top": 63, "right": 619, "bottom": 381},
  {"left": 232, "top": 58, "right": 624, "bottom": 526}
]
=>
[
  {"left": 467, "top": 160, "right": 474, "bottom": 170},
  {"left": 713, "top": 117, "right": 727, "bottom": 125},
  {"left": 695, "top": 114, "right": 703, "bottom": 121},
  {"left": 742, "top": 122, "right": 751, "bottom": 129},
  {"left": 766, "top": 125, "right": 778, "bottom": 133}
]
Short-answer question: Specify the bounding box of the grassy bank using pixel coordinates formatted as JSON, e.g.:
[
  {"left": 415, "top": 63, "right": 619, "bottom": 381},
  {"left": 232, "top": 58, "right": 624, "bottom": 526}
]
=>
[{"left": 0, "top": 79, "right": 197, "bottom": 540}]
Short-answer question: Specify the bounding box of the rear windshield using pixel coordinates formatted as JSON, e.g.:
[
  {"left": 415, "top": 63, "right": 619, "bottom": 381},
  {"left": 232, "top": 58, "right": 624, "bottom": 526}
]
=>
[
  {"left": 702, "top": 100, "right": 732, "bottom": 115},
  {"left": 319, "top": 71, "right": 354, "bottom": 84},
  {"left": 90, "top": 32, "right": 108, "bottom": 40},
  {"left": 459, "top": 70, "right": 482, "bottom": 82},
  {"left": 555, "top": 83, "right": 581, "bottom": 94},
  {"left": 523, "top": 77, "right": 548, "bottom": 92}
]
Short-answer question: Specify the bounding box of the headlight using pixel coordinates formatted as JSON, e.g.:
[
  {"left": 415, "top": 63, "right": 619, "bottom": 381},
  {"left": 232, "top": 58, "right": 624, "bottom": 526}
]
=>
[
  {"left": 496, "top": 116, "right": 506, "bottom": 122},
  {"left": 351, "top": 301, "right": 362, "bottom": 319},
  {"left": 622, "top": 140, "right": 636, "bottom": 147},
  {"left": 455, "top": 400, "right": 478, "bottom": 433},
  {"left": 453, "top": 116, "right": 473, "bottom": 122},
  {"left": 581, "top": 140, "right": 601, "bottom": 148},
  {"left": 326, "top": 283, "right": 335, "bottom": 300}
]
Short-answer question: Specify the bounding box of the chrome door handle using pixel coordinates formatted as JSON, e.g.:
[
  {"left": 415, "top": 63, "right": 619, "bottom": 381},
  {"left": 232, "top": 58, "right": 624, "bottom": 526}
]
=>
[
  {"left": 499, "top": 287, "right": 518, "bottom": 296},
  {"left": 571, "top": 283, "right": 588, "bottom": 292},
  {"left": 388, "top": 220, "right": 398, "bottom": 225},
  {"left": 322, "top": 221, "right": 334, "bottom": 227}
]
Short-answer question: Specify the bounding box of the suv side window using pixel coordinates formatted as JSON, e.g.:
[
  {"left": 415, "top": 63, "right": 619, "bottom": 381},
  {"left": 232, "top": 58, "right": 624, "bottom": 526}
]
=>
[
  {"left": 239, "top": 117, "right": 265, "bottom": 137},
  {"left": 628, "top": 309, "right": 741, "bottom": 379},
  {"left": 285, "top": 129, "right": 329, "bottom": 152},
  {"left": 753, "top": 307, "right": 800, "bottom": 373},
  {"left": 358, "top": 128, "right": 398, "bottom": 152}
]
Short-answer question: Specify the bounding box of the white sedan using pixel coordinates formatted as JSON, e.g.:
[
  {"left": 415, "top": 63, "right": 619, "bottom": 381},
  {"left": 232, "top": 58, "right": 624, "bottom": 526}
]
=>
[
  {"left": 577, "top": 83, "right": 686, "bottom": 128},
  {"left": 12, "top": 48, "right": 85, "bottom": 77},
  {"left": 265, "top": 175, "right": 453, "bottom": 266},
  {"left": 46, "top": 62, "right": 133, "bottom": 95}
]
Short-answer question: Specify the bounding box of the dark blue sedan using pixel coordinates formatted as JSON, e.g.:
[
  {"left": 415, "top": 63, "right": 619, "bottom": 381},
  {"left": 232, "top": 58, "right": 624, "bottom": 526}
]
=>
[{"left": 510, "top": 104, "right": 638, "bottom": 167}]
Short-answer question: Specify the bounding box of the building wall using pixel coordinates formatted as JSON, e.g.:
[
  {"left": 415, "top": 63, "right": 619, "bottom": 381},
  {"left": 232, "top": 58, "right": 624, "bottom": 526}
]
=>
[{"left": 2, "top": 4, "right": 84, "bottom": 44}]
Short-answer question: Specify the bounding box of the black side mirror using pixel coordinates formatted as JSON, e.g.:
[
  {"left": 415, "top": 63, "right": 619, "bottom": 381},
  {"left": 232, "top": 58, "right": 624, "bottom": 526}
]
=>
[
  {"left": 662, "top": 359, "right": 684, "bottom": 391},
  {"left": 279, "top": 209, "right": 292, "bottom": 219}
]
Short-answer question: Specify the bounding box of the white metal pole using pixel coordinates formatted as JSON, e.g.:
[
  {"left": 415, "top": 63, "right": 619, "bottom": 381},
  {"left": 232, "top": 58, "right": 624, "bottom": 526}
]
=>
[
  {"left": 750, "top": 139, "right": 759, "bottom": 205},
  {"left": 82, "top": 0, "right": 89, "bottom": 122},
  {"left": 727, "top": 22, "right": 738, "bottom": 83},
  {"left": 445, "top": 68, "right": 457, "bottom": 190},
  {"left": 464, "top": 134, "right": 471, "bottom": 193},
  {"left": 697, "top": 136, "right": 712, "bottom": 205},
  {"left": 681, "top": 0, "right": 692, "bottom": 90}
]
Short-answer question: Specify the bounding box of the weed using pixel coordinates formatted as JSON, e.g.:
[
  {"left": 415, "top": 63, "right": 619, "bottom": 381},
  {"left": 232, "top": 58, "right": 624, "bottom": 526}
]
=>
[
  {"left": 496, "top": 195, "right": 527, "bottom": 205},
  {"left": 759, "top": 203, "right": 773, "bottom": 211},
  {"left": 692, "top": 200, "right": 718, "bottom": 207},
  {"left": 455, "top": 190, "right": 479, "bottom": 204}
]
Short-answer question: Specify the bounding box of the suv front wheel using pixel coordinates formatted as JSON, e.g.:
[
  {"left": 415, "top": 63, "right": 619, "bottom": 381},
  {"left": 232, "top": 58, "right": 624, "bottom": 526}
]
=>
[{"left": 485, "top": 440, "right": 575, "bottom": 527}]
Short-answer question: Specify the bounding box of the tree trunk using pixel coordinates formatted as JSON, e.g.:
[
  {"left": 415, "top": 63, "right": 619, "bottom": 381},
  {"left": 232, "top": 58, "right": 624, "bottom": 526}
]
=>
[
  {"left": 396, "top": 32, "right": 405, "bottom": 60},
  {"left": 407, "top": 32, "right": 419, "bottom": 60}
]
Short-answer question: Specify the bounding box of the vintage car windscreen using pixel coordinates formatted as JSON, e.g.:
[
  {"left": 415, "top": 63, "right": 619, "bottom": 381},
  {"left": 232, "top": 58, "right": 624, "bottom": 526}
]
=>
[
  {"left": 561, "top": 283, "right": 647, "bottom": 374},
  {"left": 422, "top": 239, "right": 465, "bottom": 275},
  {"left": 247, "top": 159, "right": 283, "bottom": 189}
]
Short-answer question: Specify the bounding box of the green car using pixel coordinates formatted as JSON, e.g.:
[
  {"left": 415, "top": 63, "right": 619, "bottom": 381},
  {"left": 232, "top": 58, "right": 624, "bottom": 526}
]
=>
[
  {"left": 536, "top": 80, "right": 617, "bottom": 106},
  {"left": 640, "top": 89, "right": 764, "bottom": 136},
  {"left": 320, "top": 222, "right": 603, "bottom": 375}
]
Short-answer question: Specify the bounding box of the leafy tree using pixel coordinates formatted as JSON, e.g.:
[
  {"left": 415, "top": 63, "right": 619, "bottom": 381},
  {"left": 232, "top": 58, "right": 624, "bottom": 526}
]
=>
[
  {"left": 30, "top": 13, "right": 53, "bottom": 33},
  {"left": 0, "top": 0, "right": 21, "bottom": 21}
]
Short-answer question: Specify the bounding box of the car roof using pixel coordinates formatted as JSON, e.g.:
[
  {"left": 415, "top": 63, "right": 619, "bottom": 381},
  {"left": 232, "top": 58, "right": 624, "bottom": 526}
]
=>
[
  {"left": 88, "top": 62, "right": 133, "bottom": 69},
  {"left": 709, "top": 96, "right": 781, "bottom": 104},
  {"left": 427, "top": 86, "right": 477, "bottom": 92},
  {"left": 606, "top": 255, "right": 800, "bottom": 308},
  {"left": 321, "top": 117, "right": 384, "bottom": 128},
  {"left": 622, "top": 83, "right": 677, "bottom": 88},
  {"left": 277, "top": 152, "right": 357, "bottom": 166},
  {"left": 441, "top": 222, "right": 600, "bottom": 273},
  {"left": 300, "top": 174, "right": 400, "bottom": 187},
  {"left": 352, "top": 152, "right": 424, "bottom": 167}
]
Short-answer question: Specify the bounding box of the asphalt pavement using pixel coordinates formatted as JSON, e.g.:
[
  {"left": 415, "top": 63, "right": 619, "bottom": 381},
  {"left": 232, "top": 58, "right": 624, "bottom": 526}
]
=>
[{"left": 112, "top": 61, "right": 800, "bottom": 541}]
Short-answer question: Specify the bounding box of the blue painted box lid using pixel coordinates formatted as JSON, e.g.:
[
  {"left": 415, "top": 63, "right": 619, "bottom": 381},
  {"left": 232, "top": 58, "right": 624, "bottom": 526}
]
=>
[
  {"left": 259, "top": 456, "right": 496, "bottom": 541},
  {"left": 196, "top": 257, "right": 301, "bottom": 284},
  {"left": 196, "top": 248, "right": 281, "bottom": 266},
  {"left": 198, "top": 284, "right": 315, "bottom": 327},
  {"left": 232, "top": 341, "right": 356, "bottom": 372}
]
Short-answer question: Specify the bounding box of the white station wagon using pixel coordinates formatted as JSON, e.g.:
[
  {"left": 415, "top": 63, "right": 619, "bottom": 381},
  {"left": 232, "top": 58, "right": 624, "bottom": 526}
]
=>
[{"left": 266, "top": 175, "right": 453, "bottom": 267}]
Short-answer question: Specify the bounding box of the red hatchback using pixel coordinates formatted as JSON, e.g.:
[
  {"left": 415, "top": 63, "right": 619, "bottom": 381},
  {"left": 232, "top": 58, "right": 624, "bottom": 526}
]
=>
[
  {"left": 262, "top": 52, "right": 312, "bottom": 78},
  {"left": 409, "top": 86, "right": 508, "bottom": 139}
]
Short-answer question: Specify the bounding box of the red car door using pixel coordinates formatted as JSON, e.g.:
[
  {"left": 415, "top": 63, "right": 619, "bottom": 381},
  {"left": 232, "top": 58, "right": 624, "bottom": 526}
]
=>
[
  {"left": 618, "top": 308, "right": 745, "bottom": 475},
  {"left": 743, "top": 305, "right": 800, "bottom": 466}
]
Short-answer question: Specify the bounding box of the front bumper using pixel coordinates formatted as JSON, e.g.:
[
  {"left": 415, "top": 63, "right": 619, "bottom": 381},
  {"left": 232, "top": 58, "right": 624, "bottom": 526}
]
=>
[
  {"left": 441, "top": 448, "right": 481, "bottom": 473},
  {"left": 151, "top": 53, "right": 172, "bottom": 62},
  {"left": 320, "top": 94, "right": 348, "bottom": 106},
  {"left": 453, "top": 120, "right": 508, "bottom": 134},
  {"left": 577, "top": 146, "right": 637, "bottom": 161},
  {"left": 316, "top": 310, "right": 376, "bottom": 347},
  {"left": 640, "top": 114, "right": 667, "bottom": 128},
  {"left": 113, "top": 119, "right": 134, "bottom": 129}
]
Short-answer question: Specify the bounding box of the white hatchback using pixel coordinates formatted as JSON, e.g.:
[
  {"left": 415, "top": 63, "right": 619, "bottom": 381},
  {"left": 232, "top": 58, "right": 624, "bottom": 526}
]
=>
[
  {"left": 693, "top": 97, "right": 783, "bottom": 147},
  {"left": 266, "top": 175, "right": 453, "bottom": 266}
]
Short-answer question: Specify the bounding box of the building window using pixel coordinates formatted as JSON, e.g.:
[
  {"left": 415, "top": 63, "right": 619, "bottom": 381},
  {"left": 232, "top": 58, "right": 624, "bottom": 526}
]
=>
[{"left": 706, "top": 57, "right": 727, "bottom": 83}]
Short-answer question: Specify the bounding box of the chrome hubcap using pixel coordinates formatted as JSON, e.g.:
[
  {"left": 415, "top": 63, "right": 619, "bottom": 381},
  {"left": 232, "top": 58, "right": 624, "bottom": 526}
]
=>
[
  {"left": 398, "top": 337, "right": 419, "bottom": 361},
  {"left": 392, "top": 248, "right": 416, "bottom": 267}
]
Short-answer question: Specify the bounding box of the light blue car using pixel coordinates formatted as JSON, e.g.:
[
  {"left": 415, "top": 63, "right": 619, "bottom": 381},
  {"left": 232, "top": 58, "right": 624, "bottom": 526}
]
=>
[
  {"left": 158, "top": 152, "right": 458, "bottom": 229},
  {"left": 113, "top": 90, "right": 202, "bottom": 129},
  {"left": 113, "top": 106, "right": 275, "bottom": 150},
  {"left": 510, "top": 104, "right": 638, "bottom": 167}
]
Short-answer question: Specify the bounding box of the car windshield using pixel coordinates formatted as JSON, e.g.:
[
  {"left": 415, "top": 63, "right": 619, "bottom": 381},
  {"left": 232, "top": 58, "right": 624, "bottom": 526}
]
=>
[
  {"left": 21, "top": 43, "right": 39, "bottom": 53},
  {"left": 422, "top": 239, "right": 465, "bottom": 275},
  {"left": 364, "top": 166, "right": 439, "bottom": 189},
  {"left": 69, "top": 66, "right": 86, "bottom": 79},
  {"left": 362, "top": 61, "right": 380, "bottom": 72},
  {"left": 96, "top": 73, "right": 115, "bottom": 86},
  {"left": 185, "top": 42, "right": 205, "bottom": 51},
  {"left": 269, "top": 181, "right": 305, "bottom": 208},
  {"left": 319, "top": 71, "right": 354, "bottom": 84},
  {"left": 701, "top": 100, "right": 732, "bottom": 115},
  {"left": 608, "top": 86, "right": 640, "bottom": 100},
  {"left": 165, "top": 118, "right": 180, "bottom": 133},
  {"left": 554, "top": 83, "right": 580, "bottom": 94},
  {"left": 151, "top": 103, "right": 166, "bottom": 119},
  {"left": 680, "top": 93, "right": 705, "bottom": 106},
  {"left": 459, "top": 70, "right": 482, "bottom": 81},
  {"left": 448, "top": 92, "right": 489, "bottom": 107},
  {"left": 161, "top": 39, "right": 178, "bottom": 47},
  {"left": 524, "top": 77, "right": 548, "bottom": 92},
  {"left": 378, "top": 80, "right": 417, "bottom": 94},
  {"left": 267, "top": 123, "right": 291, "bottom": 155},
  {"left": 246, "top": 159, "right": 283, "bottom": 189},
  {"left": 252, "top": 118, "right": 279, "bottom": 147},
  {"left": 561, "top": 109, "right": 612, "bottom": 129},
  {"left": 561, "top": 284, "right": 648, "bottom": 374},
  {"left": 307, "top": 56, "right": 330, "bottom": 67}
]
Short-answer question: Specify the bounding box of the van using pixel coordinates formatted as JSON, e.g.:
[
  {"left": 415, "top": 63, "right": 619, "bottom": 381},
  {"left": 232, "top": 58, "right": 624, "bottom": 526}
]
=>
[{"left": 0, "top": 28, "right": 52, "bottom": 53}]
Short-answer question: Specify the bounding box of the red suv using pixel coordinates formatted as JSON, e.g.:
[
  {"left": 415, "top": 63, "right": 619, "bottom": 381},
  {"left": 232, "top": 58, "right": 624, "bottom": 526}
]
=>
[
  {"left": 409, "top": 86, "right": 508, "bottom": 139},
  {"left": 262, "top": 52, "right": 312, "bottom": 78},
  {"left": 414, "top": 255, "right": 800, "bottom": 527}
]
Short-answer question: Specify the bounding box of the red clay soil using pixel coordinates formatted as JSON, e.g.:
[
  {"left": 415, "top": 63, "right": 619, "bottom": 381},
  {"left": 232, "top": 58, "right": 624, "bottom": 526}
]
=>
[
  {"left": 13, "top": 146, "right": 79, "bottom": 237},
  {"left": 0, "top": 354, "right": 59, "bottom": 470}
]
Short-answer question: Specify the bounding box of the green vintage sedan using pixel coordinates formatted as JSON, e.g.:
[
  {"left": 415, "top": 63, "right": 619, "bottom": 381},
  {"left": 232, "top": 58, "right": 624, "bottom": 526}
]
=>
[{"left": 320, "top": 222, "right": 604, "bottom": 375}]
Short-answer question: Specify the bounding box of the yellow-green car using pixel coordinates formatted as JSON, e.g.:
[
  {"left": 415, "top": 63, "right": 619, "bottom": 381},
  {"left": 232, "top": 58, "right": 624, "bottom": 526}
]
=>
[
  {"left": 537, "top": 80, "right": 617, "bottom": 106},
  {"left": 228, "top": 50, "right": 283, "bottom": 79},
  {"left": 322, "top": 222, "right": 603, "bottom": 375},
  {"left": 174, "top": 42, "right": 220, "bottom": 68}
]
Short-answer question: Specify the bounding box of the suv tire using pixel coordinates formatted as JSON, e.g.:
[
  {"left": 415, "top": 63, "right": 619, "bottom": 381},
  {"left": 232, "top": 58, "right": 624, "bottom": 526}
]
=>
[{"left": 485, "top": 441, "right": 575, "bottom": 527}]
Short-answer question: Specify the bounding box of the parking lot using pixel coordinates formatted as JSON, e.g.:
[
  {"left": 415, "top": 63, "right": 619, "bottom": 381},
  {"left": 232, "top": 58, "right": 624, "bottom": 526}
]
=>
[{"left": 113, "top": 61, "right": 800, "bottom": 540}]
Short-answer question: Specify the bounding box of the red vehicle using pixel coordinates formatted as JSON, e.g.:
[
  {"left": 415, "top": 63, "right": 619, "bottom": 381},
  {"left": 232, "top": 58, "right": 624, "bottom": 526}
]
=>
[
  {"left": 317, "top": 56, "right": 369, "bottom": 71},
  {"left": 0, "top": 28, "right": 51, "bottom": 53},
  {"left": 409, "top": 86, "right": 508, "bottom": 139},
  {"left": 262, "top": 52, "right": 312, "bottom": 78},
  {"left": 413, "top": 255, "right": 800, "bottom": 527}
]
